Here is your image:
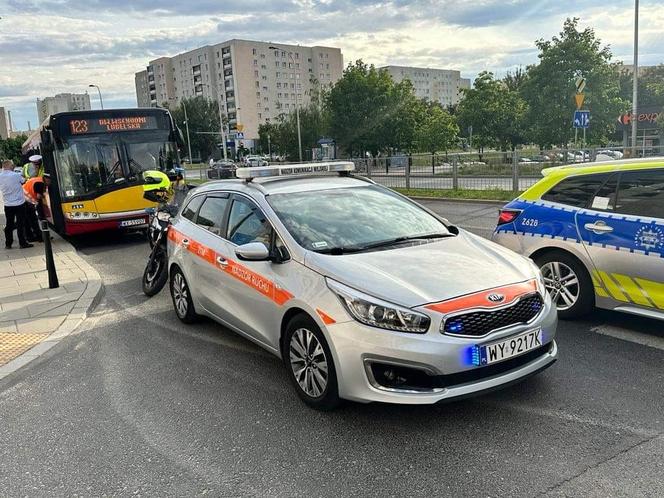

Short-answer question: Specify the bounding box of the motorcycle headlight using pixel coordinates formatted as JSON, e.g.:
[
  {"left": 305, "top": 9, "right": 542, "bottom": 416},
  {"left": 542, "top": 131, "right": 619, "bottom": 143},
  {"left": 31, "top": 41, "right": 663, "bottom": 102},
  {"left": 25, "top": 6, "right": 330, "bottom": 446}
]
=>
[{"left": 327, "top": 280, "right": 430, "bottom": 334}]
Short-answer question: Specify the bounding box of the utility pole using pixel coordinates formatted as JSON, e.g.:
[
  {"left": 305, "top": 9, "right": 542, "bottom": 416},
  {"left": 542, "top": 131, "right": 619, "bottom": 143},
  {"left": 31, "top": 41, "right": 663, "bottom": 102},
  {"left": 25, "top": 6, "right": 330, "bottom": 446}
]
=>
[
  {"left": 631, "top": 0, "right": 639, "bottom": 157},
  {"left": 88, "top": 84, "right": 104, "bottom": 109},
  {"left": 182, "top": 101, "right": 193, "bottom": 164}
]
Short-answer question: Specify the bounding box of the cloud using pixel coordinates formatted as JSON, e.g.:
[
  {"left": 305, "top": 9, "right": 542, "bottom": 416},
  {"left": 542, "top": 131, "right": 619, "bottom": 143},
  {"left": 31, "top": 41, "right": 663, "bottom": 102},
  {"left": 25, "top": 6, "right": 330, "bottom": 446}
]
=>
[{"left": 1, "top": 0, "right": 662, "bottom": 129}]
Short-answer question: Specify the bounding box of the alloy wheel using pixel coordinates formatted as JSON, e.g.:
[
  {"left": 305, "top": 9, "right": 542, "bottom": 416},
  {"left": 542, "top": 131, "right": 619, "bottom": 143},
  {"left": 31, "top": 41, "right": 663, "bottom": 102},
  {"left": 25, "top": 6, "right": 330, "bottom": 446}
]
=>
[
  {"left": 289, "top": 328, "right": 329, "bottom": 398},
  {"left": 541, "top": 261, "right": 580, "bottom": 311},
  {"left": 172, "top": 272, "right": 189, "bottom": 317}
]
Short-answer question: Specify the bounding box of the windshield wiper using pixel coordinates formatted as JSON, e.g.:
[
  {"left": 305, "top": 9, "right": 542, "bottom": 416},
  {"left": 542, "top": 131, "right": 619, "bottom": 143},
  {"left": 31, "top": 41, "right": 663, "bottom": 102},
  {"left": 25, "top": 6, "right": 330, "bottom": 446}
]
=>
[
  {"left": 357, "top": 233, "right": 453, "bottom": 251},
  {"left": 313, "top": 233, "right": 452, "bottom": 255}
]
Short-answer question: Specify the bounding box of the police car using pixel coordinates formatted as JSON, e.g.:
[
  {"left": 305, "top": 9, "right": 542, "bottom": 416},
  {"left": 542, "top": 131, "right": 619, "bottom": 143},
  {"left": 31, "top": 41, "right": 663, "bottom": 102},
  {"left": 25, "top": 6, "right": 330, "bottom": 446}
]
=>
[
  {"left": 493, "top": 158, "right": 664, "bottom": 320},
  {"left": 168, "top": 162, "right": 557, "bottom": 409}
]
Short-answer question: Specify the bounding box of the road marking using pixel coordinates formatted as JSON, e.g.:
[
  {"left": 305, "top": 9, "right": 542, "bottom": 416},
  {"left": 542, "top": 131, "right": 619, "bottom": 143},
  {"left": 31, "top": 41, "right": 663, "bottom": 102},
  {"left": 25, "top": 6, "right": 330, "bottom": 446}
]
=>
[{"left": 591, "top": 325, "right": 664, "bottom": 351}]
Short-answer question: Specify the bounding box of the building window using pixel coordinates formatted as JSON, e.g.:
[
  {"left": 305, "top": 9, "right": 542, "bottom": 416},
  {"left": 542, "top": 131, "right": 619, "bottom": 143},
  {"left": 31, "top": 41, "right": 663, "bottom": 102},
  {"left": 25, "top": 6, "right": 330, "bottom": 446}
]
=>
[
  {"left": 254, "top": 59, "right": 258, "bottom": 65},
  {"left": 260, "top": 53, "right": 265, "bottom": 59},
  {"left": 307, "top": 58, "right": 312, "bottom": 63},
  {"left": 256, "top": 91, "right": 261, "bottom": 97},
  {"left": 295, "top": 52, "right": 299, "bottom": 59},
  {"left": 262, "top": 75, "right": 267, "bottom": 81},
  {"left": 263, "top": 96, "right": 268, "bottom": 102},
  {"left": 262, "top": 86, "right": 268, "bottom": 91},
  {"left": 274, "top": 50, "right": 279, "bottom": 57},
  {"left": 276, "top": 72, "right": 280, "bottom": 77},
  {"left": 295, "top": 63, "right": 300, "bottom": 69},
  {"left": 252, "top": 48, "right": 257, "bottom": 55},
  {"left": 258, "top": 113, "right": 262, "bottom": 118},
  {"left": 320, "top": 63, "right": 324, "bottom": 69},
  {"left": 277, "top": 82, "right": 281, "bottom": 88},
  {"left": 278, "top": 93, "right": 282, "bottom": 98},
  {"left": 275, "top": 62, "right": 280, "bottom": 68},
  {"left": 282, "top": 62, "right": 286, "bottom": 68},
  {"left": 261, "top": 64, "right": 266, "bottom": 69},
  {"left": 255, "top": 81, "right": 259, "bottom": 87},
  {"left": 281, "top": 51, "right": 286, "bottom": 57},
  {"left": 254, "top": 70, "right": 259, "bottom": 77}
]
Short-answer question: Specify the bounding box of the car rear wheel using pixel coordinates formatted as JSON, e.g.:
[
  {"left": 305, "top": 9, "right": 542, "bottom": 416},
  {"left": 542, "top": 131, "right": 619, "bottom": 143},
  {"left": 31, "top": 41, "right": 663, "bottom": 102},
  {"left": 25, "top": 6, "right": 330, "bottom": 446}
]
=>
[
  {"left": 170, "top": 266, "right": 199, "bottom": 323},
  {"left": 535, "top": 251, "right": 593, "bottom": 319},
  {"left": 284, "top": 314, "right": 340, "bottom": 411}
]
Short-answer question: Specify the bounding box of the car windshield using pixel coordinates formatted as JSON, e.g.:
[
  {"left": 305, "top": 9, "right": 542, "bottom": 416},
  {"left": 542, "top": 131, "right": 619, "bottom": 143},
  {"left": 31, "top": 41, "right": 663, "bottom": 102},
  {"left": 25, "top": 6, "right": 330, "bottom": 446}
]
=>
[
  {"left": 54, "top": 132, "right": 178, "bottom": 199},
  {"left": 268, "top": 185, "right": 450, "bottom": 253}
]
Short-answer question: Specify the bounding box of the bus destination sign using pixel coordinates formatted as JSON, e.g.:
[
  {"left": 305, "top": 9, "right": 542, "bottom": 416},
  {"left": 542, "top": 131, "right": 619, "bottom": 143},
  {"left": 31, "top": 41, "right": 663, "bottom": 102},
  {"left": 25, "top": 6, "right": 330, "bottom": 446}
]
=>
[{"left": 68, "top": 116, "right": 159, "bottom": 135}]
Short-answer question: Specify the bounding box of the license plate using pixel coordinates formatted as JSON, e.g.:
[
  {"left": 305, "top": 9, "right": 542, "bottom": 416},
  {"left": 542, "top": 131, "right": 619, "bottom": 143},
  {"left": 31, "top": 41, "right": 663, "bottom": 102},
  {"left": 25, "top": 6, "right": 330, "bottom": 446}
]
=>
[
  {"left": 119, "top": 218, "right": 147, "bottom": 228},
  {"left": 482, "top": 329, "right": 543, "bottom": 365}
]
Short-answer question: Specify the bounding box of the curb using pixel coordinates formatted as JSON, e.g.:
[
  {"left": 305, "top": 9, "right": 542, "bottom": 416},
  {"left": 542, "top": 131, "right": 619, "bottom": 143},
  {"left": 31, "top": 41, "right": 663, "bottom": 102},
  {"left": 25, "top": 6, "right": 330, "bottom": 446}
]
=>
[
  {"left": 408, "top": 196, "right": 507, "bottom": 205},
  {"left": 0, "top": 239, "right": 104, "bottom": 380}
]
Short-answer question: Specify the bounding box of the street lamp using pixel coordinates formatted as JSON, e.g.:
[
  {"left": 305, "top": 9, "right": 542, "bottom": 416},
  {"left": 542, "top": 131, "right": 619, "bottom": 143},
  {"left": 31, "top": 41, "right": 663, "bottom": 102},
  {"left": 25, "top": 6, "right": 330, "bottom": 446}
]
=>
[
  {"left": 181, "top": 100, "right": 193, "bottom": 165},
  {"left": 205, "top": 84, "right": 228, "bottom": 160},
  {"left": 88, "top": 84, "right": 104, "bottom": 110},
  {"left": 269, "top": 45, "right": 303, "bottom": 162},
  {"left": 631, "top": 0, "right": 639, "bottom": 157}
]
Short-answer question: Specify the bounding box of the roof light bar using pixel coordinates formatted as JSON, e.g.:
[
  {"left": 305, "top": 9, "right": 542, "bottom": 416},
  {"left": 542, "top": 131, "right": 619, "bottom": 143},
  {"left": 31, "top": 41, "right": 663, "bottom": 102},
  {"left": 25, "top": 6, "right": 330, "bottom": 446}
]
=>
[{"left": 235, "top": 161, "right": 355, "bottom": 180}]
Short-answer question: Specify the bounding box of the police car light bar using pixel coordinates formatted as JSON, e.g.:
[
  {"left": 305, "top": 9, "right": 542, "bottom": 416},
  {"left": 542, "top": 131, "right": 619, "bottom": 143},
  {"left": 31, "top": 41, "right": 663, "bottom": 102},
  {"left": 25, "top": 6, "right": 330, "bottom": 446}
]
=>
[{"left": 235, "top": 161, "right": 355, "bottom": 180}]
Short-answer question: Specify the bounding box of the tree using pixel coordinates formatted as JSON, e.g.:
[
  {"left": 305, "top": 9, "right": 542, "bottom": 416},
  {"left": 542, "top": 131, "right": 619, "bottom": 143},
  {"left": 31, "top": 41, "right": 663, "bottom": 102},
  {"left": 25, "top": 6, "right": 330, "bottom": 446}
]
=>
[
  {"left": 521, "top": 18, "right": 626, "bottom": 147},
  {"left": 503, "top": 67, "right": 528, "bottom": 92},
  {"left": 457, "top": 72, "right": 527, "bottom": 152},
  {"left": 416, "top": 104, "right": 459, "bottom": 154},
  {"left": 0, "top": 135, "right": 28, "bottom": 165},
  {"left": 618, "top": 64, "right": 664, "bottom": 109},
  {"left": 170, "top": 97, "right": 224, "bottom": 161}
]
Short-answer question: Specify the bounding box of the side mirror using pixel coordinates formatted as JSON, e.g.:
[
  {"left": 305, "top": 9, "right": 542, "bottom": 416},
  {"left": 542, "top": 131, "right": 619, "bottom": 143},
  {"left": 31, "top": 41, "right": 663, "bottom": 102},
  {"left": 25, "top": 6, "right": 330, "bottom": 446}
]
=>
[{"left": 235, "top": 242, "right": 270, "bottom": 261}]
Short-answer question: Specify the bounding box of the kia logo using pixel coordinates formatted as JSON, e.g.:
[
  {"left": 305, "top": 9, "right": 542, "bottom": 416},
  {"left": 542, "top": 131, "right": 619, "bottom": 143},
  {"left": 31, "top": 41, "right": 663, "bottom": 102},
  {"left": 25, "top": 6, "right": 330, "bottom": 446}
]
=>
[{"left": 487, "top": 293, "right": 505, "bottom": 303}]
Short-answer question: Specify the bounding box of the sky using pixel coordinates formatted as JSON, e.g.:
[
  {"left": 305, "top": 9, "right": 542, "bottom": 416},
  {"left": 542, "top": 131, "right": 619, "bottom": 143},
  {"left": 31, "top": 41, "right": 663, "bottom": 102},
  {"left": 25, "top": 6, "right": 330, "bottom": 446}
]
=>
[{"left": 1, "top": 0, "right": 663, "bottom": 132}]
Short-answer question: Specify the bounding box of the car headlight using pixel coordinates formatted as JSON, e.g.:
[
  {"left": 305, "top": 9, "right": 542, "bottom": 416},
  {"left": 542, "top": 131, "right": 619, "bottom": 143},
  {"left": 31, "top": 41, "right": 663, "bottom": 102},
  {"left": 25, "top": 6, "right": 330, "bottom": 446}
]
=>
[
  {"left": 529, "top": 261, "right": 547, "bottom": 296},
  {"left": 327, "top": 279, "right": 431, "bottom": 334}
]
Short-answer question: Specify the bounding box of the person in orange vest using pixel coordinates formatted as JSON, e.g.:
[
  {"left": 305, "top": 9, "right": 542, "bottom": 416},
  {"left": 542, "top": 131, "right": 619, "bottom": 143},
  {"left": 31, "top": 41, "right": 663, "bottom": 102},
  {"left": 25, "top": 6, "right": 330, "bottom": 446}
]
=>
[{"left": 23, "top": 174, "right": 51, "bottom": 240}]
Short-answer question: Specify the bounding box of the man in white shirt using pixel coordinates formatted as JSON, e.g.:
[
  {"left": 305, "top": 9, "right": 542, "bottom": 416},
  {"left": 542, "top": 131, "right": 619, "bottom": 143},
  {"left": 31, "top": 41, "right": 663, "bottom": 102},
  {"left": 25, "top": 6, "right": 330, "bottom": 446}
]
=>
[{"left": 0, "top": 160, "right": 33, "bottom": 249}]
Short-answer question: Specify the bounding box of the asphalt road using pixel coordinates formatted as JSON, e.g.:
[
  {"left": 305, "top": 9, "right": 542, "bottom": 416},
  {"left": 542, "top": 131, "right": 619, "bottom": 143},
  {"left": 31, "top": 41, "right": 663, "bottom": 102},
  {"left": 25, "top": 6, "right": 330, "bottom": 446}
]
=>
[{"left": 1, "top": 199, "right": 663, "bottom": 497}]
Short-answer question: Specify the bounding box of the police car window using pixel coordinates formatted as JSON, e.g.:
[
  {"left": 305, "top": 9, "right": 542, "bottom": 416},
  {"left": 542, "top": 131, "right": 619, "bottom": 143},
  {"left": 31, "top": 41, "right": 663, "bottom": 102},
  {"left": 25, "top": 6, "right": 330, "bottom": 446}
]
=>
[
  {"left": 542, "top": 174, "right": 610, "bottom": 208},
  {"left": 181, "top": 195, "right": 204, "bottom": 221},
  {"left": 196, "top": 197, "right": 229, "bottom": 236},
  {"left": 615, "top": 169, "right": 664, "bottom": 218},
  {"left": 227, "top": 198, "right": 272, "bottom": 246},
  {"left": 590, "top": 175, "right": 618, "bottom": 211},
  {"left": 267, "top": 185, "right": 449, "bottom": 252}
]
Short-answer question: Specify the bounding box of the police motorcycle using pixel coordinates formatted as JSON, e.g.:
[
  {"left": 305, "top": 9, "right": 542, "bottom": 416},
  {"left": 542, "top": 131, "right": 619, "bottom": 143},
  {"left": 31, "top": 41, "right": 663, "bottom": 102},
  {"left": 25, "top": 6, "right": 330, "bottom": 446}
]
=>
[{"left": 141, "top": 170, "right": 183, "bottom": 297}]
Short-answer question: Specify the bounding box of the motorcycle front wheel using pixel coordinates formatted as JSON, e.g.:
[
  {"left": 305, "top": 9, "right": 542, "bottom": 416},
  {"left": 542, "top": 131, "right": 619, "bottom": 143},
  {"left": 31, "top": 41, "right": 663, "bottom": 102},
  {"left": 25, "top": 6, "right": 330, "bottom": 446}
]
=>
[{"left": 142, "top": 248, "right": 169, "bottom": 297}]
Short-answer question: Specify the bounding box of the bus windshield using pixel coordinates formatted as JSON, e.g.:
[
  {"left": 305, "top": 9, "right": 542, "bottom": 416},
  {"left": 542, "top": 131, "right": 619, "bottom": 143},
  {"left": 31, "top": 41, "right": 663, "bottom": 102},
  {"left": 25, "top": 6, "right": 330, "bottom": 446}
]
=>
[{"left": 55, "top": 132, "right": 178, "bottom": 199}]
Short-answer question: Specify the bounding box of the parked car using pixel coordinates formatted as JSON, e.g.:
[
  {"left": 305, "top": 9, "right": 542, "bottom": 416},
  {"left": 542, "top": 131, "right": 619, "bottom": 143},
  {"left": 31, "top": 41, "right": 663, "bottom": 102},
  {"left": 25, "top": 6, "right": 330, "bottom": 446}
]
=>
[
  {"left": 207, "top": 160, "right": 237, "bottom": 179},
  {"left": 167, "top": 162, "right": 557, "bottom": 409},
  {"left": 246, "top": 155, "right": 269, "bottom": 167},
  {"left": 492, "top": 157, "right": 664, "bottom": 320}
]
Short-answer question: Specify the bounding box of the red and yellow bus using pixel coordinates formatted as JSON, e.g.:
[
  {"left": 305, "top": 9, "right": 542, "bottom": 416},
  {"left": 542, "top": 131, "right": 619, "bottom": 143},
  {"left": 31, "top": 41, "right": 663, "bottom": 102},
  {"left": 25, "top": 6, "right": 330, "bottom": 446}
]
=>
[{"left": 22, "top": 108, "right": 181, "bottom": 235}]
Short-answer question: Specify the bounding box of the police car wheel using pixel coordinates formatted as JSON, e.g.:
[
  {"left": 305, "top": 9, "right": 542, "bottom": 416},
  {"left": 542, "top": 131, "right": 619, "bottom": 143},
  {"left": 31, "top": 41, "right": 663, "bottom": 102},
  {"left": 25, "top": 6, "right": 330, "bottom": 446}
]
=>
[
  {"left": 535, "top": 251, "right": 593, "bottom": 319},
  {"left": 284, "top": 315, "right": 341, "bottom": 411},
  {"left": 170, "top": 266, "right": 199, "bottom": 323}
]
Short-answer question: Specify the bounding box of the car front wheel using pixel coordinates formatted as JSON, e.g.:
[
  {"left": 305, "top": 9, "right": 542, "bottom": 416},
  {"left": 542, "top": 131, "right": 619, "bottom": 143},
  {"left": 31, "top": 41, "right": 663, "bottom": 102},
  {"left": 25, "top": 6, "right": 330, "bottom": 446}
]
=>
[
  {"left": 535, "top": 251, "right": 594, "bottom": 319},
  {"left": 284, "top": 314, "right": 340, "bottom": 411},
  {"left": 170, "top": 266, "right": 199, "bottom": 323}
]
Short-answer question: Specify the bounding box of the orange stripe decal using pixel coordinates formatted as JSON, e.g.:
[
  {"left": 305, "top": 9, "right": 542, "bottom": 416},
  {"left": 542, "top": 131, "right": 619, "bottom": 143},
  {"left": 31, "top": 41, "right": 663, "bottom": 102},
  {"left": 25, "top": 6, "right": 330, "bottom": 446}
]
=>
[
  {"left": 168, "top": 228, "right": 293, "bottom": 306},
  {"left": 425, "top": 280, "right": 538, "bottom": 314},
  {"left": 316, "top": 309, "right": 336, "bottom": 325}
]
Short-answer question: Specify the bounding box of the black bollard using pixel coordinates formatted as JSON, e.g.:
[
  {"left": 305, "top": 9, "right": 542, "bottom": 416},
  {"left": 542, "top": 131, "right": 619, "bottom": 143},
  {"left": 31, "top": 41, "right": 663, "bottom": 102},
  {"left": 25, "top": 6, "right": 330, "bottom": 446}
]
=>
[{"left": 41, "top": 220, "right": 59, "bottom": 289}]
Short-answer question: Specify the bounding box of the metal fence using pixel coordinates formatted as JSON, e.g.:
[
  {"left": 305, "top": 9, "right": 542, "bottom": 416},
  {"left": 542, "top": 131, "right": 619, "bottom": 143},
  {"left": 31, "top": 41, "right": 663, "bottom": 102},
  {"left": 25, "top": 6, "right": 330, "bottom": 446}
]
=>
[{"left": 350, "top": 146, "right": 664, "bottom": 191}]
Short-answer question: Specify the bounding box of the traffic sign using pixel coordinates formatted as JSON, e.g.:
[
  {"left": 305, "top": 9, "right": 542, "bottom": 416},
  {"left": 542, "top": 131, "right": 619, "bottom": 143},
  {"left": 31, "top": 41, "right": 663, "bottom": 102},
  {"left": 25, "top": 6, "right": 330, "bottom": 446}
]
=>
[
  {"left": 575, "top": 93, "right": 585, "bottom": 110},
  {"left": 236, "top": 132, "right": 244, "bottom": 139},
  {"left": 575, "top": 77, "right": 586, "bottom": 94},
  {"left": 573, "top": 110, "right": 590, "bottom": 129}
]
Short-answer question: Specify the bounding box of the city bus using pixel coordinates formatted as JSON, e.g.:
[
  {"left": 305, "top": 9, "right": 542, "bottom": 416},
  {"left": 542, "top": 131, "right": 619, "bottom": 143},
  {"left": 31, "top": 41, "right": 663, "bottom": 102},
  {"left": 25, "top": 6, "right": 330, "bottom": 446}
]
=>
[{"left": 22, "top": 108, "right": 182, "bottom": 235}]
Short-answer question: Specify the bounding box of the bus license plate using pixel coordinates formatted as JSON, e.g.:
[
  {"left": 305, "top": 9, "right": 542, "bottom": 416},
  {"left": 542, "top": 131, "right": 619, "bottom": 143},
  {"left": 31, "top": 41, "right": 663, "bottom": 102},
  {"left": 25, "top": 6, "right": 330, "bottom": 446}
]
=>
[
  {"left": 483, "top": 329, "right": 542, "bottom": 365},
  {"left": 119, "top": 218, "right": 146, "bottom": 228}
]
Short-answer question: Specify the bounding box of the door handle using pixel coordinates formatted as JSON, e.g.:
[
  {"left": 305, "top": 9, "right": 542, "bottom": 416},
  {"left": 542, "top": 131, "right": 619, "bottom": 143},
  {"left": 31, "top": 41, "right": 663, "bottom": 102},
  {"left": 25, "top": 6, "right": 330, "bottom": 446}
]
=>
[
  {"left": 584, "top": 222, "right": 614, "bottom": 234},
  {"left": 216, "top": 256, "right": 229, "bottom": 267},
  {"left": 182, "top": 238, "right": 190, "bottom": 246}
]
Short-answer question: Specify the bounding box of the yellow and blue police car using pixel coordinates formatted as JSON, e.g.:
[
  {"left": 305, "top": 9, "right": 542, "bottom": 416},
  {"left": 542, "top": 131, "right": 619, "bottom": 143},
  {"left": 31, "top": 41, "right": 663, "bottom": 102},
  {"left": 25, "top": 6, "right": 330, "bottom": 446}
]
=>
[{"left": 492, "top": 158, "right": 664, "bottom": 320}]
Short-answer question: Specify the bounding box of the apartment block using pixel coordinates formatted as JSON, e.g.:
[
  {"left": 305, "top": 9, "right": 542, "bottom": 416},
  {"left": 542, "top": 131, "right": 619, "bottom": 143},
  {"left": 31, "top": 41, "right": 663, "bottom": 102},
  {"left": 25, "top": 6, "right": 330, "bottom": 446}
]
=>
[
  {"left": 135, "top": 70, "right": 151, "bottom": 108},
  {"left": 135, "top": 39, "right": 344, "bottom": 140},
  {"left": 36, "top": 93, "right": 92, "bottom": 124},
  {"left": 381, "top": 66, "right": 470, "bottom": 107}
]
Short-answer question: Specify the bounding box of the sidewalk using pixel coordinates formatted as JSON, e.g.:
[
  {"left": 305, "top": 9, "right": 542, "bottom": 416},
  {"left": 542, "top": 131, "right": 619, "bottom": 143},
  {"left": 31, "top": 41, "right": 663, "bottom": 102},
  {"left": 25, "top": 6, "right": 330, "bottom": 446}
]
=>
[{"left": 0, "top": 207, "right": 102, "bottom": 380}]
